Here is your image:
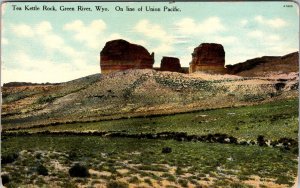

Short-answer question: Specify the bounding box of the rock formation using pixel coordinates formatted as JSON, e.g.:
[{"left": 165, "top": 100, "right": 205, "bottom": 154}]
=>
[
  {"left": 100, "top": 39, "right": 154, "bottom": 74},
  {"left": 189, "top": 43, "right": 226, "bottom": 74},
  {"left": 160, "top": 56, "right": 181, "bottom": 72},
  {"left": 226, "top": 52, "right": 299, "bottom": 77}
]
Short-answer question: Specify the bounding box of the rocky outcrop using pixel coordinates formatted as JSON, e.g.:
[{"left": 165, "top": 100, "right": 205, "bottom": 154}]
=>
[
  {"left": 189, "top": 43, "right": 226, "bottom": 74},
  {"left": 226, "top": 52, "right": 299, "bottom": 77},
  {"left": 160, "top": 57, "right": 181, "bottom": 72},
  {"left": 100, "top": 39, "right": 154, "bottom": 74}
]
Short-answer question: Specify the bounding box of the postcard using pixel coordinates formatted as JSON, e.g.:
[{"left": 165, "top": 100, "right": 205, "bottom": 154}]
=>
[{"left": 1, "top": 1, "right": 299, "bottom": 187}]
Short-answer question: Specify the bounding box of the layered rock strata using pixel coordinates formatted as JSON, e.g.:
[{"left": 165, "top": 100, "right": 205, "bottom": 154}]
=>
[
  {"left": 100, "top": 39, "right": 154, "bottom": 74},
  {"left": 189, "top": 43, "right": 226, "bottom": 74}
]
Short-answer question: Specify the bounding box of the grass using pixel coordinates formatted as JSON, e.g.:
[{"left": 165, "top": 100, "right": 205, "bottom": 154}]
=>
[
  {"left": 1, "top": 98, "right": 298, "bottom": 187},
  {"left": 20, "top": 99, "right": 298, "bottom": 140},
  {"left": 1, "top": 136, "right": 297, "bottom": 187}
]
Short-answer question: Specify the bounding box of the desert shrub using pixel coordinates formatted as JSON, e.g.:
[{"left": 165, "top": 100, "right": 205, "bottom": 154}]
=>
[
  {"left": 1, "top": 152, "right": 19, "bottom": 164},
  {"left": 275, "top": 176, "right": 293, "bottom": 186},
  {"left": 35, "top": 153, "right": 42, "bottom": 159},
  {"left": 144, "top": 178, "right": 152, "bottom": 186},
  {"left": 162, "top": 147, "right": 172, "bottom": 154},
  {"left": 178, "top": 178, "right": 188, "bottom": 187},
  {"left": 107, "top": 180, "right": 129, "bottom": 188},
  {"left": 175, "top": 167, "right": 184, "bottom": 175},
  {"left": 242, "top": 94, "right": 265, "bottom": 102},
  {"left": 67, "top": 150, "right": 78, "bottom": 160},
  {"left": 69, "top": 163, "right": 90, "bottom": 177},
  {"left": 37, "top": 164, "right": 48, "bottom": 176},
  {"left": 128, "top": 176, "right": 140, "bottom": 184},
  {"left": 36, "top": 95, "right": 56, "bottom": 104},
  {"left": 1, "top": 174, "right": 9, "bottom": 185},
  {"left": 162, "top": 173, "right": 176, "bottom": 182},
  {"left": 257, "top": 135, "right": 266, "bottom": 146}
]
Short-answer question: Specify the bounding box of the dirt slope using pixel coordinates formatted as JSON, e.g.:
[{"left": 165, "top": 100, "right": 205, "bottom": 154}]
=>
[{"left": 1, "top": 69, "right": 298, "bottom": 129}]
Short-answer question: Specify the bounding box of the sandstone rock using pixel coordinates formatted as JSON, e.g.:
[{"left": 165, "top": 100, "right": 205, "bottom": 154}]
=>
[
  {"left": 160, "top": 56, "right": 181, "bottom": 72},
  {"left": 189, "top": 43, "right": 226, "bottom": 74},
  {"left": 100, "top": 39, "right": 154, "bottom": 74}
]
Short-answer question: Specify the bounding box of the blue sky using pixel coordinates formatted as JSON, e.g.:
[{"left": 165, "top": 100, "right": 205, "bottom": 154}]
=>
[{"left": 1, "top": 2, "right": 299, "bottom": 83}]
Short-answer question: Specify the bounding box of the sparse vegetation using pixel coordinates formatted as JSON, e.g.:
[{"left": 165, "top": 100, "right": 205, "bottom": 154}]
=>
[
  {"left": 242, "top": 94, "right": 266, "bottom": 102},
  {"left": 178, "top": 178, "right": 188, "bottom": 187},
  {"left": 36, "top": 95, "right": 56, "bottom": 104},
  {"left": 1, "top": 98, "right": 298, "bottom": 187},
  {"left": 107, "top": 180, "right": 129, "bottom": 188},
  {"left": 21, "top": 99, "right": 298, "bottom": 141},
  {"left": 1, "top": 134, "right": 297, "bottom": 187},
  {"left": 144, "top": 178, "right": 152, "bottom": 186},
  {"left": 128, "top": 176, "right": 140, "bottom": 184}
]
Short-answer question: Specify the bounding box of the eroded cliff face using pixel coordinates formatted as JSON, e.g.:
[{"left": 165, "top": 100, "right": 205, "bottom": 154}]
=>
[
  {"left": 189, "top": 43, "right": 226, "bottom": 74},
  {"left": 160, "top": 56, "right": 181, "bottom": 72},
  {"left": 100, "top": 39, "right": 154, "bottom": 74}
]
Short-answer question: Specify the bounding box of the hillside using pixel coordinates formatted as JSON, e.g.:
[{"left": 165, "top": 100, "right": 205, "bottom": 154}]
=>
[
  {"left": 2, "top": 69, "right": 298, "bottom": 130},
  {"left": 226, "top": 52, "right": 299, "bottom": 77}
]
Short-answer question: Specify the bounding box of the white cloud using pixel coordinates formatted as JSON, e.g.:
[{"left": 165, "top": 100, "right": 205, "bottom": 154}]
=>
[
  {"left": 254, "top": 15, "right": 287, "bottom": 28},
  {"left": 247, "top": 30, "right": 264, "bottom": 38},
  {"left": 36, "top": 21, "right": 52, "bottom": 35},
  {"left": 247, "top": 30, "right": 281, "bottom": 43},
  {"left": 179, "top": 55, "right": 192, "bottom": 67},
  {"left": 134, "top": 19, "right": 174, "bottom": 54},
  {"left": 10, "top": 22, "right": 65, "bottom": 50},
  {"left": 134, "top": 19, "right": 168, "bottom": 40},
  {"left": 240, "top": 19, "right": 249, "bottom": 27},
  {"left": 63, "top": 19, "right": 106, "bottom": 49},
  {"left": 267, "top": 34, "right": 281, "bottom": 42},
  {"left": 12, "top": 21, "right": 87, "bottom": 62},
  {"left": 6, "top": 21, "right": 96, "bottom": 83},
  {"left": 11, "top": 24, "right": 34, "bottom": 37},
  {"left": 153, "top": 43, "right": 174, "bottom": 55},
  {"left": 175, "top": 17, "right": 226, "bottom": 35},
  {"left": 2, "top": 52, "right": 98, "bottom": 83}
]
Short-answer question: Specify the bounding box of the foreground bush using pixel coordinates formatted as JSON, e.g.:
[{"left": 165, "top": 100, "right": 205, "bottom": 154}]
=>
[
  {"left": 1, "top": 174, "right": 9, "bottom": 185},
  {"left": 37, "top": 164, "right": 48, "bottom": 176},
  {"left": 69, "top": 163, "right": 90, "bottom": 177},
  {"left": 1, "top": 153, "right": 18, "bottom": 165},
  {"left": 162, "top": 147, "right": 172, "bottom": 153}
]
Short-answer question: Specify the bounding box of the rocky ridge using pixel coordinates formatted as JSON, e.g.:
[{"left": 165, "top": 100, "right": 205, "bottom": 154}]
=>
[{"left": 226, "top": 52, "right": 299, "bottom": 77}]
